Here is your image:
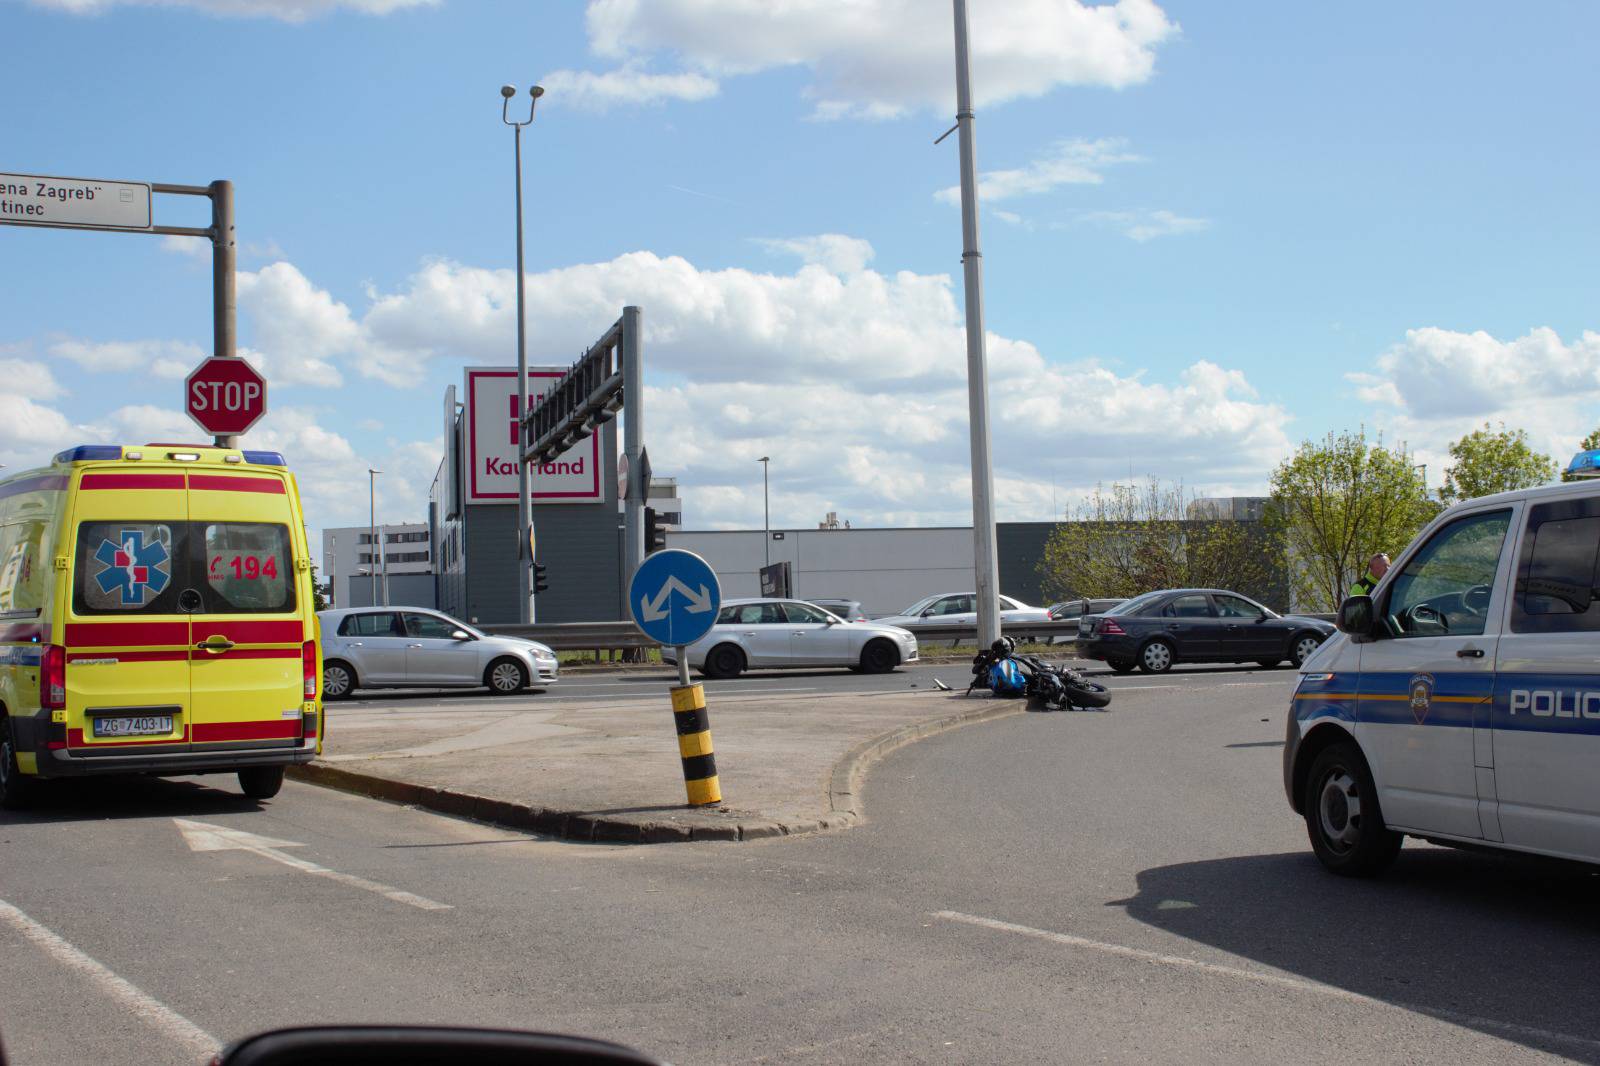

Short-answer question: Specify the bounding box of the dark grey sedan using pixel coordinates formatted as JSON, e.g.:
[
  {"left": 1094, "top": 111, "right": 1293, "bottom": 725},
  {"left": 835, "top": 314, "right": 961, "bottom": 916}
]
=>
[{"left": 1076, "top": 588, "right": 1334, "bottom": 674}]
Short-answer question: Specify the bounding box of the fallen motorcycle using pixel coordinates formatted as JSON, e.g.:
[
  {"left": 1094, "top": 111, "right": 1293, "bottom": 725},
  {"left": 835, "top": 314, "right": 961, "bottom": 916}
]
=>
[{"left": 966, "top": 637, "right": 1111, "bottom": 710}]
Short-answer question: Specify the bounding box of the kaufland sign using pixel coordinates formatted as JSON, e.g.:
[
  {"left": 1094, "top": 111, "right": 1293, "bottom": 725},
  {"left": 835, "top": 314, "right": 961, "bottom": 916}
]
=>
[{"left": 464, "top": 367, "right": 603, "bottom": 505}]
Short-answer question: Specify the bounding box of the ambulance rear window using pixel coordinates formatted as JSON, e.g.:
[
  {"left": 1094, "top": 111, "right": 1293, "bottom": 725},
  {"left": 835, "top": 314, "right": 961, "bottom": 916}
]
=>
[
  {"left": 201, "top": 523, "right": 293, "bottom": 613},
  {"left": 74, "top": 522, "right": 181, "bottom": 614}
]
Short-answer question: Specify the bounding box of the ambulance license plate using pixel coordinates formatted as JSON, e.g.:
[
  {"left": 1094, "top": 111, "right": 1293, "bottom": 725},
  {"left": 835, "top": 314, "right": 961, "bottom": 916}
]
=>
[{"left": 93, "top": 715, "right": 174, "bottom": 738}]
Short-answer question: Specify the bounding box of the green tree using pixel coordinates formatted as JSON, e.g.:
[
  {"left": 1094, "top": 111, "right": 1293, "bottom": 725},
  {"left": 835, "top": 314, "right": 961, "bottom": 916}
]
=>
[
  {"left": 1559, "top": 426, "right": 1600, "bottom": 481},
  {"left": 1268, "top": 429, "right": 1436, "bottom": 612},
  {"left": 310, "top": 563, "right": 329, "bottom": 612},
  {"left": 1439, "top": 422, "right": 1555, "bottom": 503},
  {"left": 1037, "top": 480, "right": 1285, "bottom": 606}
]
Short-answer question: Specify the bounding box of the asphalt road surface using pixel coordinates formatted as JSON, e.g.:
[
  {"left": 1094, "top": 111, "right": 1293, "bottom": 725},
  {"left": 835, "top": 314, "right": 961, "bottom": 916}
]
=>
[{"left": 5, "top": 666, "right": 1597, "bottom": 1065}]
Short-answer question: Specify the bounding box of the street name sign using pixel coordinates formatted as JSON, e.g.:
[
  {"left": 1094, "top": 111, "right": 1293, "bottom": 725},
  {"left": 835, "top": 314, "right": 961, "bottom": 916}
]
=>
[
  {"left": 187, "top": 356, "right": 268, "bottom": 436},
  {"left": 0, "top": 172, "right": 151, "bottom": 231},
  {"left": 629, "top": 549, "right": 721, "bottom": 648}
]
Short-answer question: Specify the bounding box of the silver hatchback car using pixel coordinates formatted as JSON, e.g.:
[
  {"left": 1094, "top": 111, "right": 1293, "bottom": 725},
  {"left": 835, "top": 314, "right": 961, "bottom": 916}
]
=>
[{"left": 317, "top": 607, "right": 559, "bottom": 698}]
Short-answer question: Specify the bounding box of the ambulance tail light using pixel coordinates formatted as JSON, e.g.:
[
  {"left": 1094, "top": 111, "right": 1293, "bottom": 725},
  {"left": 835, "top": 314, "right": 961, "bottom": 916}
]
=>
[
  {"left": 303, "top": 640, "right": 318, "bottom": 700},
  {"left": 41, "top": 645, "right": 66, "bottom": 711}
]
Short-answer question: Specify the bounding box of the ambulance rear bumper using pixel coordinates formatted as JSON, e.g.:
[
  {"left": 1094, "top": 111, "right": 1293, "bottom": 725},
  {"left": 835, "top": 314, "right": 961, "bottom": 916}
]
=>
[{"left": 39, "top": 742, "right": 316, "bottom": 779}]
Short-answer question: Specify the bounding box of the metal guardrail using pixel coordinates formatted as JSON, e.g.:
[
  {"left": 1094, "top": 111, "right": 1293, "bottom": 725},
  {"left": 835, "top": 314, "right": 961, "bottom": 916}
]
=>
[
  {"left": 484, "top": 621, "right": 654, "bottom": 652},
  {"left": 483, "top": 618, "right": 1083, "bottom": 656}
]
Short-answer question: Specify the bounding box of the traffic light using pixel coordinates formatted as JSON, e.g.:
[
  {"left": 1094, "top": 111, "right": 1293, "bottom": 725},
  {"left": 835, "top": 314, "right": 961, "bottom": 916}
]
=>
[
  {"left": 644, "top": 507, "right": 667, "bottom": 553},
  {"left": 532, "top": 562, "right": 549, "bottom": 594}
]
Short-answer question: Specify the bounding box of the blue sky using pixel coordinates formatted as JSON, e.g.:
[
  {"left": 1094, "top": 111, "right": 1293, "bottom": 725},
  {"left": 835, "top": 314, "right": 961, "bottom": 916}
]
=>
[{"left": 2, "top": 0, "right": 1597, "bottom": 538}]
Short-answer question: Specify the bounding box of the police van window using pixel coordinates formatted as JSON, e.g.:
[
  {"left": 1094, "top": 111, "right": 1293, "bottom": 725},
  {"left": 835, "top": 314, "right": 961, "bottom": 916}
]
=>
[
  {"left": 1512, "top": 499, "right": 1600, "bottom": 633},
  {"left": 339, "top": 612, "right": 402, "bottom": 637},
  {"left": 201, "top": 523, "right": 294, "bottom": 613},
  {"left": 1384, "top": 509, "right": 1510, "bottom": 638},
  {"left": 73, "top": 522, "right": 182, "bottom": 615}
]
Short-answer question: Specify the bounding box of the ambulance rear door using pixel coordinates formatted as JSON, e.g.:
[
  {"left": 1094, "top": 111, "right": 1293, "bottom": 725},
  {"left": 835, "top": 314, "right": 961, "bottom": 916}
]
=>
[
  {"left": 64, "top": 470, "right": 192, "bottom": 754},
  {"left": 185, "top": 470, "right": 307, "bottom": 754}
]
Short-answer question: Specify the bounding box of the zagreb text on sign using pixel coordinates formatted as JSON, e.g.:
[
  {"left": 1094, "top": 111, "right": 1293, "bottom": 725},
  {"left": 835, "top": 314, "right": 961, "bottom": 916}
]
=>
[{"left": 0, "top": 173, "right": 152, "bottom": 230}]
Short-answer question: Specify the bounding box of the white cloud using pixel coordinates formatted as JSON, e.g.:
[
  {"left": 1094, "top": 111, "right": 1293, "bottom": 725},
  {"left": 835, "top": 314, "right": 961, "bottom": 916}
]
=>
[
  {"left": 50, "top": 244, "right": 1283, "bottom": 529},
  {"left": 540, "top": 64, "right": 719, "bottom": 111},
  {"left": 578, "top": 0, "right": 1178, "bottom": 119},
  {"left": 28, "top": 0, "right": 433, "bottom": 20},
  {"left": 1081, "top": 208, "right": 1211, "bottom": 241},
  {"left": 236, "top": 262, "right": 357, "bottom": 387},
  {"left": 1352, "top": 325, "right": 1600, "bottom": 478},
  {"left": 935, "top": 138, "right": 1141, "bottom": 204},
  {"left": 754, "top": 234, "right": 875, "bottom": 275},
  {"left": 0, "top": 356, "right": 68, "bottom": 401},
  {"left": 48, "top": 338, "right": 201, "bottom": 380}
]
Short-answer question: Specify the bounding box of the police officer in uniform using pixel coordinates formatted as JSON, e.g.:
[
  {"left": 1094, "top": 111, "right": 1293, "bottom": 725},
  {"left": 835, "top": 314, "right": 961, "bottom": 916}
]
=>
[{"left": 1349, "top": 552, "right": 1390, "bottom": 597}]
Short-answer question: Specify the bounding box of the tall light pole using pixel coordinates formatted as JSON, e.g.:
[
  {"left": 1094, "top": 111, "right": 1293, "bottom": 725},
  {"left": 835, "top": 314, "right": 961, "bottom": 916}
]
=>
[
  {"left": 950, "top": 0, "right": 1001, "bottom": 647},
  {"left": 367, "top": 468, "right": 381, "bottom": 607},
  {"left": 502, "top": 82, "right": 544, "bottom": 625},
  {"left": 758, "top": 456, "right": 771, "bottom": 567}
]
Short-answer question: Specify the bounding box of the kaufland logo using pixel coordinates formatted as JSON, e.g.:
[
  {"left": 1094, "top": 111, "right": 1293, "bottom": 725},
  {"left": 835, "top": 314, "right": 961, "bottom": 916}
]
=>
[{"left": 484, "top": 456, "right": 585, "bottom": 477}]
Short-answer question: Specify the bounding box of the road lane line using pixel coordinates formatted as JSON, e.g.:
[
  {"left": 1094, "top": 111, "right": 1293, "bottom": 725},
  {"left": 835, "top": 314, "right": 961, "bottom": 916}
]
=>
[
  {"left": 0, "top": 898, "right": 222, "bottom": 1060},
  {"left": 174, "top": 819, "right": 451, "bottom": 911},
  {"left": 932, "top": 910, "right": 1600, "bottom": 1054}
]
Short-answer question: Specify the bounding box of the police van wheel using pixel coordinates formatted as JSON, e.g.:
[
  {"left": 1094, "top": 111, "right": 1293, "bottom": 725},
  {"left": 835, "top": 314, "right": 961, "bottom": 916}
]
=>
[
  {"left": 322, "top": 661, "right": 356, "bottom": 700},
  {"left": 1, "top": 724, "right": 39, "bottom": 811},
  {"left": 238, "top": 766, "right": 284, "bottom": 800},
  {"left": 1139, "top": 640, "right": 1174, "bottom": 674},
  {"left": 1305, "top": 742, "right": 1401, "bottom": 877},
  {"left": 486, "top": 659, "right": 528, "bottom": 694}
]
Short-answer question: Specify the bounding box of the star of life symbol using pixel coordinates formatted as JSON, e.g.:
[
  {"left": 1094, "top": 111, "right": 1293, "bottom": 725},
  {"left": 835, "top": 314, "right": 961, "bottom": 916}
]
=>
[{"left": 93, "top": 529, "right": 172, "bottom": 606}]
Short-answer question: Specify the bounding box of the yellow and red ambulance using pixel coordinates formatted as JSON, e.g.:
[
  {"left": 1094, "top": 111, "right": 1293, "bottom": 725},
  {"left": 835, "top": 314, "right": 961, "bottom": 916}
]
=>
[{"left": 0, "top": 444, "right": 321, "bottom": 808}]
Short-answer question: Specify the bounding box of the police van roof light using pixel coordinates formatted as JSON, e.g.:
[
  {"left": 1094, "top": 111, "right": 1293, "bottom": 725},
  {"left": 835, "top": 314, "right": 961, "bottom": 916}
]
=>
[
  {"left": 53, "top": 445, "right": 123, "bottom": 464},
  {"left": 1566, "top": 449, "right": 1600, "bottom": 479},
  {"left": 242, "top": 450, "right": 287, "bottom": 466}
]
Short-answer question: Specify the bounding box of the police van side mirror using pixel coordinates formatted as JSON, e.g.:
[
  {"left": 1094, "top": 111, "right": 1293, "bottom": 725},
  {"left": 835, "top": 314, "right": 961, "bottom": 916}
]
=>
[{"left": 1337, "top": 595, "right": 1376, "bottom": 639}]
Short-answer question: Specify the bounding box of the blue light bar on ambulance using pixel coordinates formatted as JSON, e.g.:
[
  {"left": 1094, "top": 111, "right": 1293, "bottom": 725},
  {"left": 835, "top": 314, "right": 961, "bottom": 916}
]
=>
[
  {"left": 52, "top": 445, "right": 122, "bottom": 463},
  {"left": 242, "top": 450, "right": 287, "bottom": 466},
  {"left": 1566, "top": 449, "right": 1600, "bottom": 479}
]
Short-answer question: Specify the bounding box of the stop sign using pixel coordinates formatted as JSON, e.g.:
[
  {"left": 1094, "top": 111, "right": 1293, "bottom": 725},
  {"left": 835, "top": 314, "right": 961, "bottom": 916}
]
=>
[{"left": 186, "top": 356, "right": 268, "bottom": 436}]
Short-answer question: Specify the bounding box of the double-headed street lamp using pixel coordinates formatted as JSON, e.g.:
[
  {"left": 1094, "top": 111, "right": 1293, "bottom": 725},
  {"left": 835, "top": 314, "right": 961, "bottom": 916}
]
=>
[
  {"left": 501, "top": 82, "right": 544, "bottom": 625},
  {"left": 367, "top": 468, "right": 381, "bottom": 606},
  {"left": 758, "top": 456, "right": 771, "bottom": 567}
]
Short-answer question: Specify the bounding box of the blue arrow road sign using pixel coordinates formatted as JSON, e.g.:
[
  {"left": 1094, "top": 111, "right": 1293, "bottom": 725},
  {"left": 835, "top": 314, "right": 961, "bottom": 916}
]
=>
[{"left": 628, "top": 549, "right": 722, "bottom": 647}]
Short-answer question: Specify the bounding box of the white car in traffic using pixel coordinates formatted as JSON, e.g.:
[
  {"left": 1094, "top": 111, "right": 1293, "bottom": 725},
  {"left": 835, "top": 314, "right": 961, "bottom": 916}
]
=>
[
  {"left": 874, "top": 592, "right": 1051, "bottom": 630},
  {"left": 664, "top": 598, "right": 919, "bottom": 678}
]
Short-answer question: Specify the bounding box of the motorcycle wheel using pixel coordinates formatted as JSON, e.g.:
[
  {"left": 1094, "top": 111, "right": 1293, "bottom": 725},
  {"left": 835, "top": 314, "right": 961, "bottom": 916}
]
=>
[{"left": 1062, "top": 678, "right": 1112, "bottom": 709}]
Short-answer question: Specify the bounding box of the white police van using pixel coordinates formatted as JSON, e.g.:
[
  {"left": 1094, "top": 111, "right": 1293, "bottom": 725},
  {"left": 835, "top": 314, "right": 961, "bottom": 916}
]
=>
[{"left": 1286, "top": 450, "right": 1600, "bottom": 875}]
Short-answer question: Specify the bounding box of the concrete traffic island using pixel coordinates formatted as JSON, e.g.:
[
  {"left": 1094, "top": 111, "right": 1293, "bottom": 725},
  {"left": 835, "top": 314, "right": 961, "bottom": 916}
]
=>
[{"left": 290, "top": 684, "right": 1025, "bottom": 844}]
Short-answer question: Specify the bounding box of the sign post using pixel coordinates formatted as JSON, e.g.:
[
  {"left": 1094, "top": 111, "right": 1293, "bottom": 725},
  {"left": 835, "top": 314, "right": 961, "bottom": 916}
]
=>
[
  {"left": 628, "top": 549, "right": 723, "bottom": 806},
  {"left": 0, "top": 172, "right": 243, "bottom": 447}
]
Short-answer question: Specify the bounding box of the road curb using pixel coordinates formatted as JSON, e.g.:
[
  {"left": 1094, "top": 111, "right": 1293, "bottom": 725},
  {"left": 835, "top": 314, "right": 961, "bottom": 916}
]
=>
[
  {"left": 287, "top": 693, "right": 1023, "bottom": 845},
  {"left": 825, "top": 695, "right": 1025, "bottom": 828}
]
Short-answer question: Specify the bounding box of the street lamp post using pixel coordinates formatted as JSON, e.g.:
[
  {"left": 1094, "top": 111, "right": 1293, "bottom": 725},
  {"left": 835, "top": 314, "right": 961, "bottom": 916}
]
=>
[
  {"left": 758, "top": 456, "right": 771, "bottom": 567},
  {"left": 367, "top": 468, "right": 381, "bottom": 607},
  {"left": 502, "top": 82, "right": 544, "bottom": 625}
]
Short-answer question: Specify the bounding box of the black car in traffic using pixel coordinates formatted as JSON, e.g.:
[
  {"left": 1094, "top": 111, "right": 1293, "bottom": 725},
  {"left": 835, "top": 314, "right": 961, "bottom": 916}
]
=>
[{"left": 1076, "top": 588, "right": 1334, "bottom": 674}]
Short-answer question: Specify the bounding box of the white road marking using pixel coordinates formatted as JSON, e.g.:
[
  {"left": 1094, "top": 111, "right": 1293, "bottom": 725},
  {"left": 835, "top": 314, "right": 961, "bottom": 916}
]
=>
[
  {"left": 933, "top": 910, "right": 1600, "bottom": 1054},
  {"left": 0, "top": 898, "right": 221, "bottom": 1059},
  {"left": 174, "top": 819, "right": 451, "bottom": 911}
]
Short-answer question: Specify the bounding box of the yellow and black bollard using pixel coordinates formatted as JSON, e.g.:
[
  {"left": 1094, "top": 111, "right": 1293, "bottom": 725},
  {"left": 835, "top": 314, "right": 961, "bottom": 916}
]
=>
[{"left": 670, "top": 671, "right": 721, "bottom": 807}]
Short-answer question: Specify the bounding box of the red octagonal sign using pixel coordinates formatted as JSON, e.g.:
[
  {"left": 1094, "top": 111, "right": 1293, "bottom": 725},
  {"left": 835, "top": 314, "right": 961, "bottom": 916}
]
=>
[{"left": 186, "top": 356, "right": 268, "bottom": 437}]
